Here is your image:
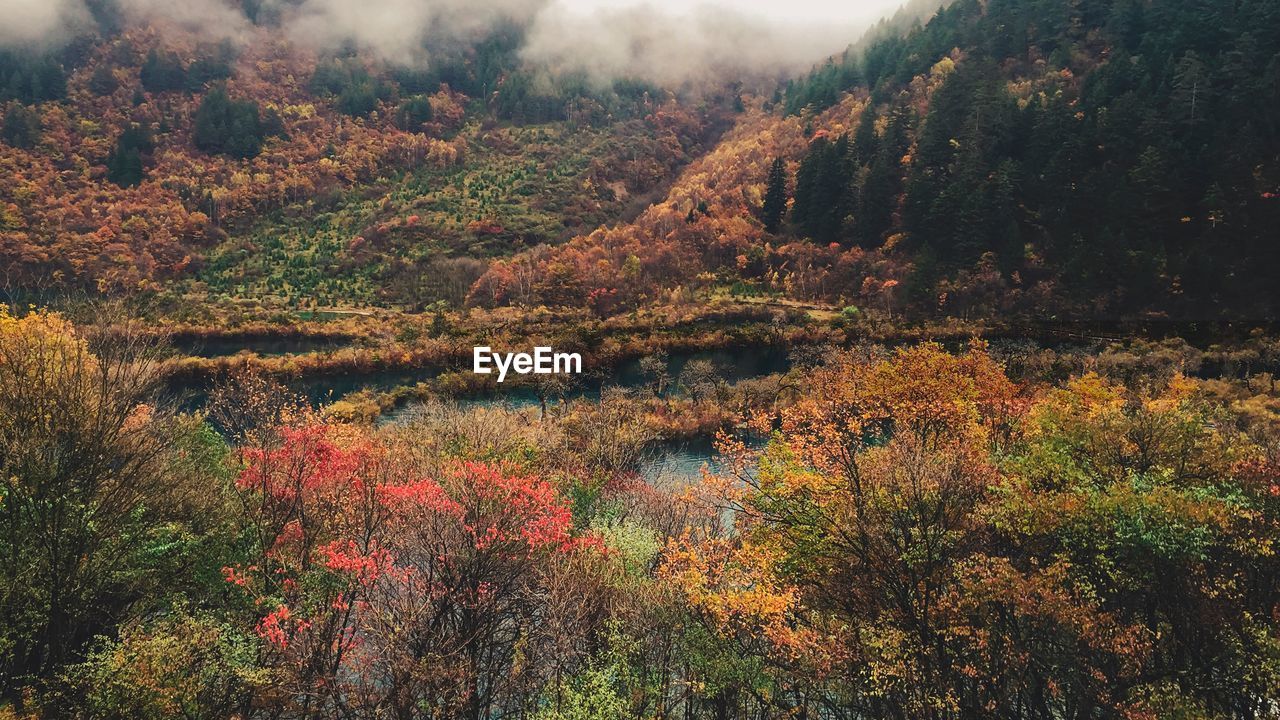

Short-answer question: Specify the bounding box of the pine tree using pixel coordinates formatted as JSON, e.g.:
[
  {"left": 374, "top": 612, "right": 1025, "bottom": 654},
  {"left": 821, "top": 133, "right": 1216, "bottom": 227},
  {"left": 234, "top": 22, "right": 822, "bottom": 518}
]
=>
[
  {"left": 193, "top": 85, "right": 264, "bottom": 159},
  {"left": 88, "top": 65, "right": 118, "bottom": 96},
  {"left": 106, "top": 124, "right": 152, "bottom": 187},
  {"left": 140, "top": 49, "right": 186, "bottom": 93},
  {"left": 761, "top": 157, "right": 788, "bottom": 233},
  {"left": 1, "top": 103, "right": 41, "bottom": 149},
  {"left": 394, "top": 95, "right": 434, "bottom": 132},
  {"left": 793, "top": 135, "right": 854, "bottom": 244}
]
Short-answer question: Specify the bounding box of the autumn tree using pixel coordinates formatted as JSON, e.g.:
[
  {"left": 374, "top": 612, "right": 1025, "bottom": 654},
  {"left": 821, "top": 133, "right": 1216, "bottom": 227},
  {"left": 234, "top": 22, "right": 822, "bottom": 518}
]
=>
[
  {"left": 0, "top": 309, "right": 212, "bottom": 703},
  {"left": 638, "top": 351, "right": 671, "bottom": 398},
  {"left": 988, "top": 374, "right": 1280, "bottom": 716},
  {"left": 665, "top": 343, "right": 1280, "bottom": 717},
  {"left": 223, "top": 409, "right": 612, "bottom": 719}
]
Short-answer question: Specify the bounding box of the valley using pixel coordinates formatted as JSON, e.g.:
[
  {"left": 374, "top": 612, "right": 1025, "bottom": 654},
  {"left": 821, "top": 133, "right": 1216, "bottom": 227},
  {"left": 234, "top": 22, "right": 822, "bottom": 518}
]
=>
[{"left": 2, "top": 0, "right": 1280, "bottom": 717}]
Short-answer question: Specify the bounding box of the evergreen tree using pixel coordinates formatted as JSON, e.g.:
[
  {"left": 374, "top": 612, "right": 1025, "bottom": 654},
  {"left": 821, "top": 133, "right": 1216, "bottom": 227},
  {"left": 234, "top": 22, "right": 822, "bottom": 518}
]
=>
[
  {"left": 1, "top": 103, "right": 41, "bottom": 149},
  {"left": 337, "top": 82, "right": 378, "bottom": 117},
  {"left": 0, "top": 51, "right": 66, "bottom": 104},
  {"left": 793, "top": 135, "right": 854, "bottom": 244},
  {"left": 109, "top": 148, "right": 143, "bottom": 187},
  {"left": 193, "top": 85, "right": 264, "bottom": 159},
  {"left": 779, "top": 0, "right": 1280, "bottom": 317},
  {"left": 260, "top": 106, "right": 287, "bottom": 140},
  {"left": 856, "top": 103, "right": 911, "bottom": 248},
  {"left": 761, "top": 158, "right": 789, "bottom": 233},
  {"left": 311, "top": 57, "right": 388, "bottom": 117},
  {"left": 185, "top": 53, "right": 233, "bottom": 92},
  {"left": 140, "top": 49, "right": 186, "bottom": 93},
  {"left": 394, "top": 95, "right": 434, "bottom": 132},
  {"left": 106, "top": 125, "right": 152, "bottom": 187},
  {"left": 88, "top": 65, "right": 118, "bottom": 96}
]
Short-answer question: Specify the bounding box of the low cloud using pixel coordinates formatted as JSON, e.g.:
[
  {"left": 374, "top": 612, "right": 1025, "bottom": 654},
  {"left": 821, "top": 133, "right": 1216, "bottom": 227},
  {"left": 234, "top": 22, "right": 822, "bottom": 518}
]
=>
[
  {"left": 521, "top": 3, "right": 864, "bottom": 86},
  {"left": 0, "top": 0, "right": 92, "bottom": 47},
  {"left": 119, "top": 0, "right": 252, "bottom": 39},
  {"left": 276, "top": 0, "right": 547, "bottom": 65},
  {"left": 0, "top": 0, "right": 896, "bottom": 87}
]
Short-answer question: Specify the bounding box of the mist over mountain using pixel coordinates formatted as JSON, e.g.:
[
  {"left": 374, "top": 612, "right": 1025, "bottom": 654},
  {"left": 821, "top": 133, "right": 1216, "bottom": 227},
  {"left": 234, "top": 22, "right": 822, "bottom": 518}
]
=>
[
  {"left": 1, "top": 0, "right": 94, "bottom": 46},
  {"left": 0, "top": 0, "right": 907, "bottom": 86}
]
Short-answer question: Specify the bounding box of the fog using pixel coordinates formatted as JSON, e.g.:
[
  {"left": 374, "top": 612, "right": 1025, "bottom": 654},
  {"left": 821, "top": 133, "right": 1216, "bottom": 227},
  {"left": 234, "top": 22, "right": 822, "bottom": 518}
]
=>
[
  {"left": 521, "top": 1, "right": 889, "bottom": 85},
  {"left": 0, "top": 0, "right": 912, "bottom": 84},
  {"left": 1, "top": 0, "right": 92, "bottom": 46}
]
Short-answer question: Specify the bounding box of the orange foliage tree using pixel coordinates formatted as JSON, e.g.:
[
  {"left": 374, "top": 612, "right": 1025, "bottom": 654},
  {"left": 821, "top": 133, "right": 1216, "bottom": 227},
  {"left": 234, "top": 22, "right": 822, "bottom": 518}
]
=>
[
  {"left": 226, "top": 421, "right": 604, "bottom": 718},
  {"left": 661, "top": 344, "right": 1280, "bottom": 718}
]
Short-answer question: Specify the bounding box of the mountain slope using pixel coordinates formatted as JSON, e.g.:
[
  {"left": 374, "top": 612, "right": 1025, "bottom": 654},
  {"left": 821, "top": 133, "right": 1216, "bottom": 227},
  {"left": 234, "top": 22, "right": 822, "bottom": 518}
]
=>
[
  {"left": 482, "top": 0, "right": 1280, "bottom": 322},
  {"left": 0, "top": 18, "right": 731, "bottom": 302}
]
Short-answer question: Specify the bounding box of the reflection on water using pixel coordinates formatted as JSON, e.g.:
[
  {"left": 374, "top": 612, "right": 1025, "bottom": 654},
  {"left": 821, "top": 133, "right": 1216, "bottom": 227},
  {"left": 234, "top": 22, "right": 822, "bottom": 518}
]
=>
[
  {"left": 639, "top": 437, "right": 725, "bottom": 482},
  {"left": 177, "top": 345, "right": 793, "bottom": 414},
  {"left": 173, "top": 345, "right": 789, "bottom": 476},
  {"left": 380, "top": 346, "right": 792, "bottom": 422},
  {"left": 638, "top": 435, "right": 767, "bottom": 483},
  {"left": 389, "top": 405, "right": 760, "bottom": 484},
  {"left": 387, "top": 350, "right": 786, "bottom": 478},
  {"left": 609, "top": 347, "right": 792, "bottom": 387}
]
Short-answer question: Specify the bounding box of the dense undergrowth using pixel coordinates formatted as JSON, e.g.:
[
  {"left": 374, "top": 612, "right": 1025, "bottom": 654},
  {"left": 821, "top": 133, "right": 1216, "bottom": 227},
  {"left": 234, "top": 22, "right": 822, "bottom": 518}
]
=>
[{"left": 3, "top": 307, "right": 1280, "bottom": 718}]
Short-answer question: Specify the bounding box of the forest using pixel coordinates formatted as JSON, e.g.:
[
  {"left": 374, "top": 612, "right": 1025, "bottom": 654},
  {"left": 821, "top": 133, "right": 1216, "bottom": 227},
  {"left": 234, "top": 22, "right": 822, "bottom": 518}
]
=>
[
  {"left": 472, "top": 0, "right": 1280, "bottom": 320},
  {"left": 2, "top": 0, "right": 1280, "bottom": 717},
  {"left": 4, "top": 306, "right": 1280, "bottom": 719}
]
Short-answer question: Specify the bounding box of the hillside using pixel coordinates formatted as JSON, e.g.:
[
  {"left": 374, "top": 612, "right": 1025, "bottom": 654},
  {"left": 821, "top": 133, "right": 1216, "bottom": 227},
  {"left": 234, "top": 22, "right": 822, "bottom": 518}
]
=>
[
  {"left": 12, "top": 1, "right": 1277, "bottom": 325},
  {"left": 0, "top": 18, "right": 732, "bottom": 303},
  {"left": 479, "top": 0, "right": 1280, "bottom": 322}
]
